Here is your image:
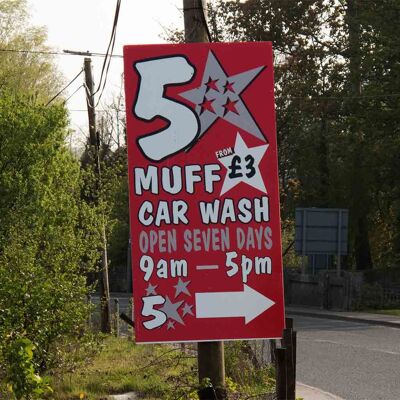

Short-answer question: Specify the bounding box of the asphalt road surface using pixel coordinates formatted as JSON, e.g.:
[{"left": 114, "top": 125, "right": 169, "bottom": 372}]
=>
[{"left": 293, "top": 315, "right": 400, "bottom": 400}]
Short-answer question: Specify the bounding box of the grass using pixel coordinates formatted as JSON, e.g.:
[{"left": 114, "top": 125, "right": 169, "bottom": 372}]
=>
[
  {"left": 49, "top": 336, "right": 275, "bottom": 400},
  {"left": 366, "top": 309, "right": 400, "bottom": 316},
  {"left": 50, "top": 336, "right": 198, "bottom": 400}
]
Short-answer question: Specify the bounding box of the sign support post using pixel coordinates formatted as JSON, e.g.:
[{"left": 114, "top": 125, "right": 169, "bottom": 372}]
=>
[
  {"left": 183, "top": 1, "right": 226, "bottom": 398},
  {"left": 337, "top": 209, "right": 342, "bottom": 277},
  {"left": 301, "top": 209, "right": 307, "bottom": 275}
]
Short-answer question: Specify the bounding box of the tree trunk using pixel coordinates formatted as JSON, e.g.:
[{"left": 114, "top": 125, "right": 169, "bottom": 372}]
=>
[{"left": 346, "top": 0, "right": 373, "bottom": 270}]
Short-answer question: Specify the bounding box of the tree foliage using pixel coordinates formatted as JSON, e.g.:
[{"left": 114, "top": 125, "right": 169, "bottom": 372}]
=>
[
  {"left": 0, "top": 94, "right": 100, "bottom": 393},
  {"left": 79, "top": 90, "right": 129, "bottom": 293},
  {"left": 199, "top": 0, "right": 400, "bottom": 269},
  {"left": 0, "top": 0, "right": 60, "bottom": 99},
  {"left": 0, "top": 1, "right": 101, "bottom": 396}
]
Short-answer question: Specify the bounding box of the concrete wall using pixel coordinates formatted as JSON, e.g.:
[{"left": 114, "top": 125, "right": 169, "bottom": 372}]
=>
[{"left": 284, "top": 269, "right": 364, "bottom": 311}]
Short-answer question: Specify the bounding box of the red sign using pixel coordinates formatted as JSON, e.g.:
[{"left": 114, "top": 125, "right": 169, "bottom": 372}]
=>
[{"left": 124, "top": 42, "right": 285, "bottom": 343}]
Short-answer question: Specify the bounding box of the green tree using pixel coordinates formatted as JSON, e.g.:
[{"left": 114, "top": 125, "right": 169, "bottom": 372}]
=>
[
  {"left": 80, "top": 94, "right": 130, "bottom": 292},
  {"left": 0, "top": 0, "right": 60, "bottom": 99},
  {"left": 0, "top": 2, "right": 106, "bottom": 396},
  {"left": 194, "top": 0, "right": 400, "bottom": 269},
  {"left": 0, "top": 94, "right": 100, "bottom": 395}
]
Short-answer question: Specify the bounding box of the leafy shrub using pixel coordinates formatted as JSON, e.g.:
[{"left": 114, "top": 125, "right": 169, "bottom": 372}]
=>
[
  {"left": 3, "top": 336, "right": 52, "bottom": 400},
  {"left": 224, "top": 341, "right": 275, "bottom": 398},
  {"left": 0, "top": 95, "right": 100, "bottom": 396}
]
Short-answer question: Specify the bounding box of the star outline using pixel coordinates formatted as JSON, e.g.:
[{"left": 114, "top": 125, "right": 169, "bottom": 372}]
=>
[{"left": 180, "top": 50, "right": 268, "bottom": 149}]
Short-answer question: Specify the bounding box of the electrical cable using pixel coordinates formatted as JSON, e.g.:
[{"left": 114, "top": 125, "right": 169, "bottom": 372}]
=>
[
  {"left": 94, "top": 29, "right": 117, "bottom": 108},
  {"left": 93, "top": 0, "right": 122, "bottom": 106},
  {"left": 63, "top": 84, "right": 84, "bottom": 105},
  {"left": 69, "top": 108, "right": 125, "bottom": 112},
  {"left": 95, "top": 0, "right": 121, "bottom": 105},
  {"left": 0, "top": 48, "right": 123, "bottom": 58},
  {"left": 284, "top": 93, "right": 400, "bottom": 101},
  {"left": 83, "top": 82, "right": 96, "bottom": 110},
  {"left": 46, "top": 69, "right": 83, "bottom": 106},
  {"left": 67, "top": 87, "right": 400, "bottom": 111}
]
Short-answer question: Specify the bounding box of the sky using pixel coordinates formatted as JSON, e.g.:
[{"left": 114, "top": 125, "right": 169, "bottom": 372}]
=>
[{"left": 29, "top": 0, "right": 184, "bottom": 146}]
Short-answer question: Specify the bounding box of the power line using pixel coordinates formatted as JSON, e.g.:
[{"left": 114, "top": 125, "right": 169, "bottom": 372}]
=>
[
  {"left": 285, "top": 93, "right": 400, "bottom": 101},
  {"left": 83, "top": 82, "right": 95, "bottom": 109},
  {"left": 69, "top": 90, "right": 400, "bottom": 110},
  {"left": 46, "top": 69, "right": 84, "bottom": 106},
  {"left": 66, "top": 90, "right": 400, "bottom": 115},
  {"left": 93, "top": 0, "right": 122, "bottom": 107},
  {"left": 0, "top": 48, "right": 123, "bottom": 58},
  {"left": 63, "top": 85, "right": 84, "bottom": 105},
  {"left": 69, "top": 109, "right": 125, "bottom": 112}
]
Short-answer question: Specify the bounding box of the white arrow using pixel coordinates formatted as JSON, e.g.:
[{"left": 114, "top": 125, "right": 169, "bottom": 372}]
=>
[{"left": 195, "top": 284, "right": 275, "bottom": 324}]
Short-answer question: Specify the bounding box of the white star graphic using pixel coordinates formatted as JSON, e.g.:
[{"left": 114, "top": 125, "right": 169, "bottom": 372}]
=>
[
  {"left": 167, "top": 320, "right": 175, "bottom": 330},
  {"left": 160, "top": 296, "right": 184, "bottom": 325},
  {"left": 145, "top": 283, "right": 158, "bottom": 296},
  {"left": 219, "top": 133, "right": 268, "bottom": 196},
  {"left": 179, "top": 50, "right": 266, "bottom": 143},
  {"left": 173, "top": 278, "right": 191, "bottom": 298},
  {"left": 182, "top": 303, "right": 194, "bottom": 317}
]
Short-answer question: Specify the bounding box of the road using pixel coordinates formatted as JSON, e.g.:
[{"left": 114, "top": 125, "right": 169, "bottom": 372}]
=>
[{"left": 293, "top": 315, "right": 400, "bottom": 400}]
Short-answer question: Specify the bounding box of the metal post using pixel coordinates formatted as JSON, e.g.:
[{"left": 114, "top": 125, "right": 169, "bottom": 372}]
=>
[
  {"left": 301, "top": 209, "right": 307, "bottom": 275},
  {"left": 292, "top": 330, "right": 297, "bottom": 394},
  {"left": 337, "top": 209, "right": 342, "bottom": 277},
  {"left": 114, "top": 299, "right": 120, "bottom": 337},
  {"left": 325, "top": 273, "right": 331, "bottom": 310}
]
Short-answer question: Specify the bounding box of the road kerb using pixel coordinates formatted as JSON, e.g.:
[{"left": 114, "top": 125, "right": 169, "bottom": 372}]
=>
[
  {"left": 297, "top": 382, "right": 344, "bottom": 400},
  {"left": 286, "top": 308, "right": 400, "bottom": 329}
]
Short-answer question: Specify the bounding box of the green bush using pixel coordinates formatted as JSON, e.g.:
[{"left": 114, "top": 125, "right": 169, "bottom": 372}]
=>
[
  {"left": 3, "top": 337, "right": 52, "bottom": 400},
  {"left": 224, "top": 341, "right": 275, "bottom": 398},
  {"left": 0, "top": 95, "right": 100, "bottom": 397}
]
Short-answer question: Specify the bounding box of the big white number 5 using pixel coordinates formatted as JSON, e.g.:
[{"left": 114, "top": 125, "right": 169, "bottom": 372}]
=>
[
  {"left": 142, "top": 295, "right": 167, "bottom": 330},
  {"left": 134, "top": 56, "right": 200, "bottom": 161}
]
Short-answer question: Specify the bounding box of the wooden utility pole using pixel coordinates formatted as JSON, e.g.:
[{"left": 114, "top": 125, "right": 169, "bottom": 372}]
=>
[
  {"left": 183, "top": 2, "right": 226, "bottom": 399},
  {"left": 184, "top": 0, "right": 209, "bottom": 43},
  {"left": 84, "top": 57, "right": 112, "bottom": 334},
  {"left": 197, "top": 342, "right": 226, "bottom": 399}
]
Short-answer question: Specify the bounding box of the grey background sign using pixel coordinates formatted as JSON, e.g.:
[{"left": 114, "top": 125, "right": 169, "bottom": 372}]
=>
[{"left": 295, "top": 208, "right": 349, "bottom": 256}]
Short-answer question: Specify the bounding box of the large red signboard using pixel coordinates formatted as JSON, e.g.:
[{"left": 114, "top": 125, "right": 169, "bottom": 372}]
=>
[{"left": 124, "top": 42, "right": 285, "bottom": 343}]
